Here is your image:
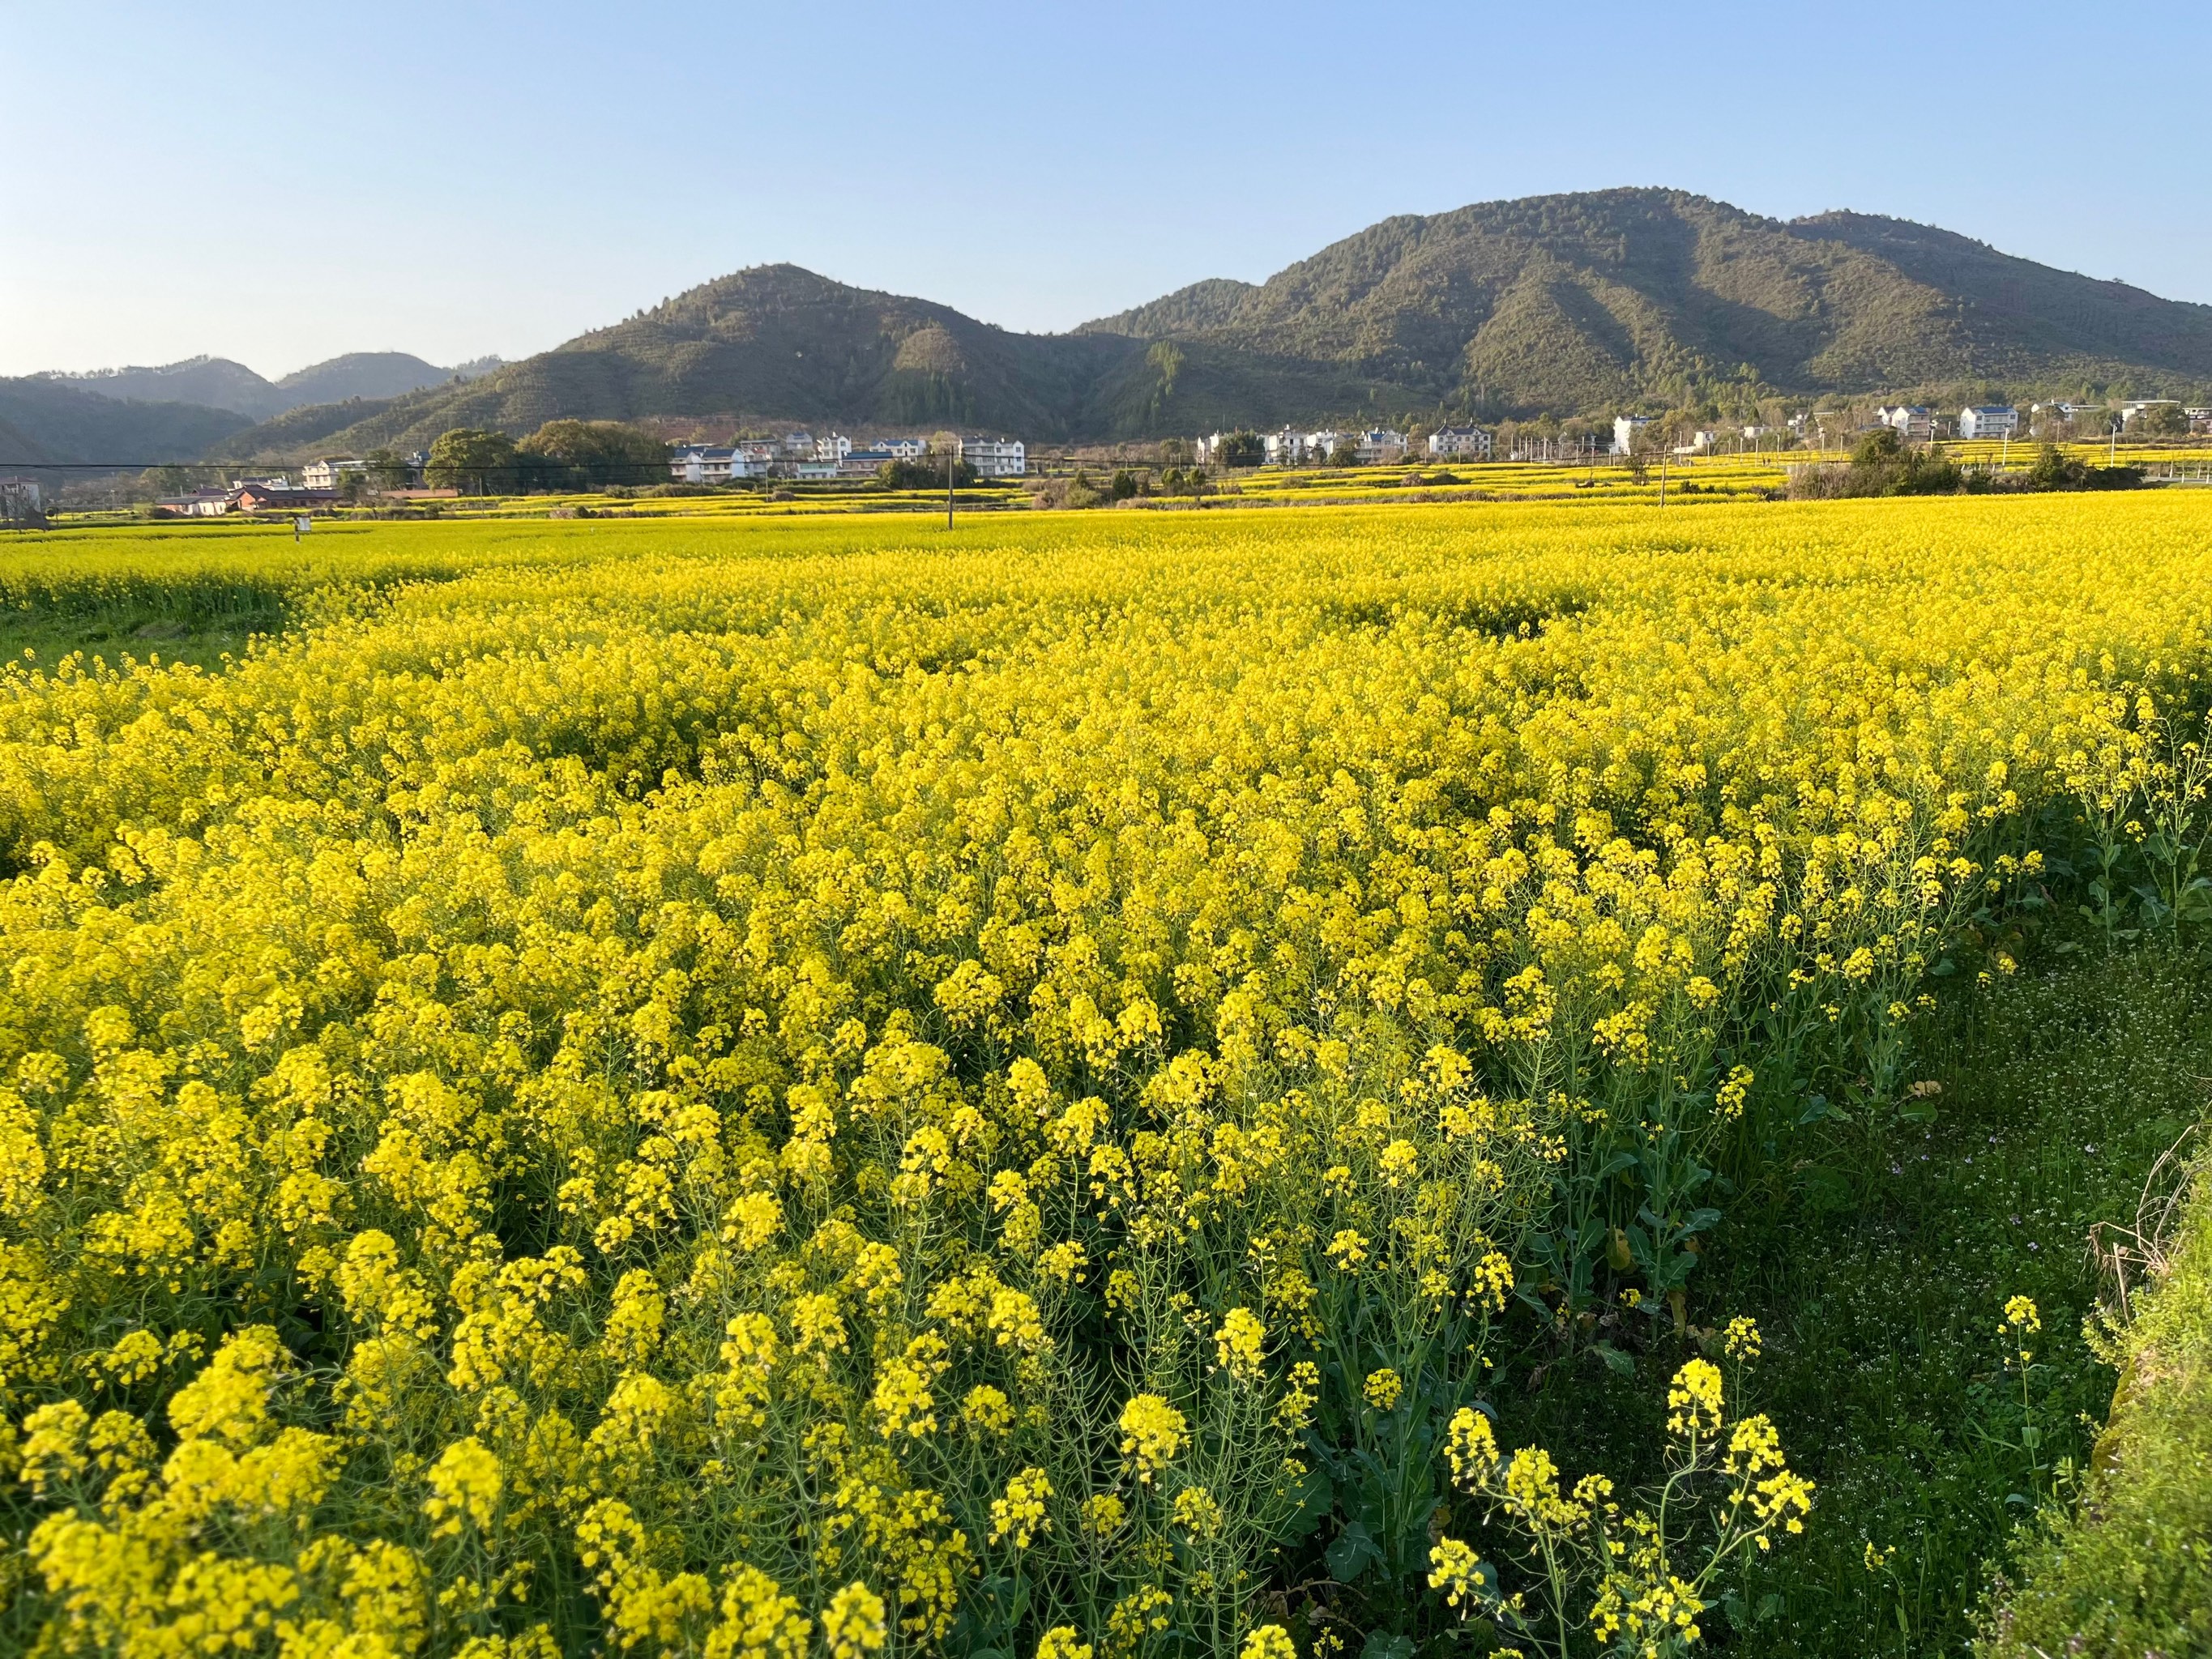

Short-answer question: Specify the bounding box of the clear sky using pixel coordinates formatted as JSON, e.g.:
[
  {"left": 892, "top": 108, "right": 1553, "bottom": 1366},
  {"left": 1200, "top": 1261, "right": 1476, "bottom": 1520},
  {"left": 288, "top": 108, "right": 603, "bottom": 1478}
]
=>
[{"left": 6, "top": 1, "right": 2208, "bottom": 381}]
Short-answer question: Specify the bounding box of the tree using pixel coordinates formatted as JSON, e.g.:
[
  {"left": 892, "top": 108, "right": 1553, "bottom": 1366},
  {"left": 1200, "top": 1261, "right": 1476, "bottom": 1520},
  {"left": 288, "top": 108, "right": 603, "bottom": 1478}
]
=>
[
  {"left": 1851, "top": 426, "right": 1905, "bottom": 467},
  {"left": 880, "top": 457, "right": 975, "bottom": 490},
  {"left": 1217, "top": 430, "right": 1265, "bottom": 468},
  {"left": 425, "top": 429, "right": 518, "bottom": 495},
  {"left": 365, "top": 450, "right": 412, "bottom": 492},
  {"left": 2132, "top": 403, "right": 2190, "bottom": 439},
  {"left": 515, "top": 420, "right": 669, "bottom": 489}
]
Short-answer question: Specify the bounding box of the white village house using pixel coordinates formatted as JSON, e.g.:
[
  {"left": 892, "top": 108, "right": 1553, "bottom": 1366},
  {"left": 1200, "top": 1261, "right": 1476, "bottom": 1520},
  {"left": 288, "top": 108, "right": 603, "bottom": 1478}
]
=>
[
  {"left": 1352, "top": 429, "right": 1408, "bottom": 465},
  {"left": 960, "top": 437, "right": 1027, "bottom": 478},
  {"left": 1, "top": 478, "right": 45, "bottom": 522},
  {"left": 1875, "top": 405, "right": 1935, "bottom": 441},
  {"left": 669, "top": 442, "right": 780, "bottom": 484},
  {"left": 1612, "top": 415, "right": 1651, "bottom": 454},
  {"left": 1426, "top": 425, "right": 1492, "bottom": 459},
  {"left": 301, "top": 458, "right": 369, "bottom": 491},
  {"left": 1957, "top": 406, "right": 2020, "bottom": 440}
]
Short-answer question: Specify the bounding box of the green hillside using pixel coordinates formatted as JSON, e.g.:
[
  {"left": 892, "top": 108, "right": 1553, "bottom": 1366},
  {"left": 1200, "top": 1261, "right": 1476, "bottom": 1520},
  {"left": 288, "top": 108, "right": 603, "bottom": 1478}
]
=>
[
  {"left": 224, "top": 189, "right": 2212, "bottom": 454},
  {"left": 46, "top": 356, "right": 293, "bottom": 419},
  {"left": 272, "top": 352, "right": 466, "bottom": 406},
  {"left": 0, "top": 377, "right": 250, "bottom": 479},
  {"left": 231, "top": 267, "right": 1151, "bottom": 454},
  {"left": 1084, "top": 190, "right": 2212, "bottom": 415}
]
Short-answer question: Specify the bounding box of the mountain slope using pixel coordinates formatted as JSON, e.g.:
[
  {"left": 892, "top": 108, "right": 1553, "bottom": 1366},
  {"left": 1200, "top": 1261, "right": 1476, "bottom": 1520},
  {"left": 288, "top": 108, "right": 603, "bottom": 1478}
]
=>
[
  {"left": 48, "top": 352, "right": 495, "bottom": 424},
  {"left": 1083, "top": 279, "right": 1262, "bottom": 338},
  {"left": 1785, "top": 211, "right": 2212, "bottom": 379},
  {"left": 226, "top": 265, "right": 1151, "bottom": 454},
  {"left": 1087, "top": 190, "right": 2212, "bottom": 416},
  {"left": 273, "top": 352, "right": 464, "bottom": 407},
  {"left": 221, "top": 189, "right": 2212, "bottom": 456},
  {"left": 49, "top": 356, "right": 290, "bottom": 419},
  {"left": 0, "top": 377, "right": 251, "bottom": 476}
]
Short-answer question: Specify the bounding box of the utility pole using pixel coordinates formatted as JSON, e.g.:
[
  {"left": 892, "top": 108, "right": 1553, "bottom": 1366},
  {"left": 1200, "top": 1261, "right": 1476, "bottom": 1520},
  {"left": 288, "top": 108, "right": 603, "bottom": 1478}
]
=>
[{"left": 947, "top": 441, "right": 956, "bottom": 530}]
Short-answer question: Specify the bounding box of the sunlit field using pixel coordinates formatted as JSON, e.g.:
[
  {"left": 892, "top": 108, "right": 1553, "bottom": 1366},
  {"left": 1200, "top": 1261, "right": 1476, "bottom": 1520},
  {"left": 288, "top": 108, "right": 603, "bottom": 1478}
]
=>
[{"left": 4, "top": 495, "right": 2212, "bottom": 1659}]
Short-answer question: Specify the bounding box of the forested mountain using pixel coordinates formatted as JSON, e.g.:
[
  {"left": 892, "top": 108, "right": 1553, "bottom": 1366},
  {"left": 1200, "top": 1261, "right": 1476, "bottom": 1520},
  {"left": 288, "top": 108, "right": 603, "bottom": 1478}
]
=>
[
  {"left": 44, "top": 356, "right": 288, "bottom": 418},
  {"left": 220, "top": 267, "right": 1162, "bottom": 455},
  {"left": 0, "top": 376, "right": 250, "bottom": 477},
  {"left": 1078, "top": 190, "right": 2212, "bottom": 414},
  {"left": 274, "top": 352, "right": 483, "bottom": 407},
  {"left": 241, "top": 190, "right": 2212, "bottom": 456},
  {"left": 22, "top": 189, "right": 2212, "bottom": 469}
]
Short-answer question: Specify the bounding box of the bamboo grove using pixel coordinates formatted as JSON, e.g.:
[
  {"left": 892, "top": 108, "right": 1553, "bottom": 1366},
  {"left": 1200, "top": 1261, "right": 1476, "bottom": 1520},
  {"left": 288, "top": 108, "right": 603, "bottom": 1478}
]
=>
[{"left": 2, "top": 496, "right": 2210, "bottom": 1659}]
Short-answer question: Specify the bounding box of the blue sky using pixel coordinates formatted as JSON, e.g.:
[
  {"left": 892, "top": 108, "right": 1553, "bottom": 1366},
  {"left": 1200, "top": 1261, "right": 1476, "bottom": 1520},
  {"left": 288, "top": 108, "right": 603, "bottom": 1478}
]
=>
[{"left": 6, "top": 1, "right": 2208, "bottom": 379}]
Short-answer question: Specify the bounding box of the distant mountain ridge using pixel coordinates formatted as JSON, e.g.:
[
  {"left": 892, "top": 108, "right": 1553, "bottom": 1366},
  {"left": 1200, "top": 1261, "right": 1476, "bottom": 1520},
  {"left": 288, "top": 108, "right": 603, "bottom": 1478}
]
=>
[
  {"left": 15, "top": 189, "right": 2212, "bottom": 473},
  {"left": 44, "top": 352, "right": 503, "bottom": 421},
  {"left": 224, "top": 190, "right": 2212, "bottom": 459},
  {"left": 0, "top": 377, "right": 250, "bottom": 476}
]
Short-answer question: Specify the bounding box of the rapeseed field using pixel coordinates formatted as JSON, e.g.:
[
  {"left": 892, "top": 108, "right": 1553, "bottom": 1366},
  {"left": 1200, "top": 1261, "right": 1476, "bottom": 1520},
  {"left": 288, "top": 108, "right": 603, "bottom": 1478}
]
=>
[{"left": 2, "top": 495, "right": 2210, "bottom": 1659}]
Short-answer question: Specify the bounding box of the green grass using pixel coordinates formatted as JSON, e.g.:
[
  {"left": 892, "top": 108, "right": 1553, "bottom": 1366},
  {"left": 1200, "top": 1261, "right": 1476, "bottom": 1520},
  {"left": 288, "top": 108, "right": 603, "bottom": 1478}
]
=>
[
  {"left": 1504, "top": 937, "right": 2212, "bottom": 1658},
  {"left": 1980, "top": 1168, "right": 2212, "bottom": 1657},
  {"left": 0, "top": 607, "right": 285, "bottom": 672}
]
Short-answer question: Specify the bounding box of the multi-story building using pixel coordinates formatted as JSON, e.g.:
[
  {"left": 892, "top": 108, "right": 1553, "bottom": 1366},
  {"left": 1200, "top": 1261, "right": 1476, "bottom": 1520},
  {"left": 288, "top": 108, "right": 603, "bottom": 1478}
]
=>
[
  {"left": 2121, "top": 399, "right": 2184, "bottom": 425},
  {"left": 1875, "top": 405, "right": 1935, "bottom": 441},
  {"left": 1262, "top": 429, "right": 1312, "bottom": 467},
  {"left": 301, "top": 458, "right": 368, "bottom": 491},
  {"left": 1426, "top": 425, "right": 1492, "bottom": 459},
  {"left": 1, "top": 477, "right": 45, "bottom": 523},
  {"left": 1352, "top": 429, "right": 1407, "bottom": 465},
  {"left": 845, "top": 437, "right": 938, "bottom": 476},
  {"left": 669, "top": 445, "right": 737, "bottom": 484},
  {"left": 1957, "top": 406, "right": 2020, "bottom": 440},
  {"left": 960, "top": 437, "right": 1027, "bottom": 478},
  {"left": 1612, "top": 415, "right": 1652, "bottom": 454},
  {"left": 669, "top": 442, "right": 780, "bottom": 484}
]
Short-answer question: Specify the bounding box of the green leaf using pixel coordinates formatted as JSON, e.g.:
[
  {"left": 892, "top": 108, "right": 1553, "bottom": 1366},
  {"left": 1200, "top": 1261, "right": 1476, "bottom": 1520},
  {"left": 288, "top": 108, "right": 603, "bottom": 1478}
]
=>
[
  {"left": 1283, "top": 1463, "right": 1333, "bottom": 1541},
  {"left": 1326, "top": 1520, "right": 1382, "bottom": 1583}
]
